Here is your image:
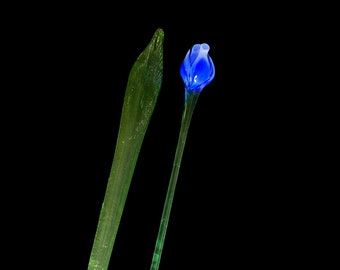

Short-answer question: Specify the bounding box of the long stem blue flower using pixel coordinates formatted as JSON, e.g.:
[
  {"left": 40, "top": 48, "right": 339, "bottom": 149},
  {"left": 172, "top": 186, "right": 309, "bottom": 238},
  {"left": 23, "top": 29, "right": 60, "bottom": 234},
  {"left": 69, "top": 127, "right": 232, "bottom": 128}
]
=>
[{"left": 150, "top": 43, "right": 215, "bottom": 270}]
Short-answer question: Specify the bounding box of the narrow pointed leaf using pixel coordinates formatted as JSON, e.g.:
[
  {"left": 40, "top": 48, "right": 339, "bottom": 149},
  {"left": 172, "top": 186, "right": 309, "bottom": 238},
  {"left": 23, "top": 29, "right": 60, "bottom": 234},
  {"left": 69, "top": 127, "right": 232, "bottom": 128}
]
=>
[{"left": 88, "top": 28, "right": 164, "bottom": 270}]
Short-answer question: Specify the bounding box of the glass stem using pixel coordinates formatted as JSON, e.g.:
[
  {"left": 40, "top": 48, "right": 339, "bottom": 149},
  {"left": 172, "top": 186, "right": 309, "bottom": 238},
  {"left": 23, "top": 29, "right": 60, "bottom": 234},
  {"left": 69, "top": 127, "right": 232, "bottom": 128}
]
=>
[{"left": 150, "top": 90, "right": 200, "bottom": 270}]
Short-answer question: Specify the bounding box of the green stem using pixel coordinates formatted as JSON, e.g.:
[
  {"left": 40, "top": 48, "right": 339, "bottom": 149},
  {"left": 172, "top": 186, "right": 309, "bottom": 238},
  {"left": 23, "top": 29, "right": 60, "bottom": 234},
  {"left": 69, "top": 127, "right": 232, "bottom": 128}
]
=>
[{"left": 150, "top": 90, "right": 200, "bottom": 270}]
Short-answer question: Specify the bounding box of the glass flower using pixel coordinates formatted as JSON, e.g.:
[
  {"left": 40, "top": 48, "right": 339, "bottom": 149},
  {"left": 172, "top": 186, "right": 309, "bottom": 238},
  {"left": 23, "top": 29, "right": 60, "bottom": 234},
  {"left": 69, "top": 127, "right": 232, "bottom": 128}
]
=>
[{"left": 180, "top": 43, "right": 215, "bottom": 92}]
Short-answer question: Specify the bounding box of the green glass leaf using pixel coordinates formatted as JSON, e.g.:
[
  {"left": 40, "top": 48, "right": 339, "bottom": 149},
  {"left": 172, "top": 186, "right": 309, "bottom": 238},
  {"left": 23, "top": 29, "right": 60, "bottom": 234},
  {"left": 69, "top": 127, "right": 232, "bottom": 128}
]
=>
[{"left": 88, "top": 28, "right": 164, "bottom": 270}]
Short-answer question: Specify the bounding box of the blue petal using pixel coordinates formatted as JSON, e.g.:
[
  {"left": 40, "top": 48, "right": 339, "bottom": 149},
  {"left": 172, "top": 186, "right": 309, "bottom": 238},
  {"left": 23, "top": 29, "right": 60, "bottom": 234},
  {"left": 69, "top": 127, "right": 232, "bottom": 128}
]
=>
[
  {"left": 192, "top": 58, "right": 211, "bottom": 89},
  {"left": 189, "top": 44, "right": 201, "bottom": 65}
]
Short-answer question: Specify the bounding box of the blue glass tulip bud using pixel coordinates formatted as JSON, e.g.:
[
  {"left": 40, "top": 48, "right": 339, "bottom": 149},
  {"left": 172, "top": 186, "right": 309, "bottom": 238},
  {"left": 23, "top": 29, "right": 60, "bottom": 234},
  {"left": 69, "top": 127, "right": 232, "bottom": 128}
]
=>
[
  {"left": 180, "top": 43, "right": 215, "bottom": 93},
  {"left": 150, "top": 43, "right": 215, "bottom": 270}
]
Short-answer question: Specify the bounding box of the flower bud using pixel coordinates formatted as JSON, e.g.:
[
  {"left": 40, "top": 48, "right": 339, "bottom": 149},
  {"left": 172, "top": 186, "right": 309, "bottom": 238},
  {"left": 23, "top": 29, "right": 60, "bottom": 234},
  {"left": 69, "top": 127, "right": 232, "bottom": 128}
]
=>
[{"left": 180, "top": 43, "right": 215, "bottom": 92}]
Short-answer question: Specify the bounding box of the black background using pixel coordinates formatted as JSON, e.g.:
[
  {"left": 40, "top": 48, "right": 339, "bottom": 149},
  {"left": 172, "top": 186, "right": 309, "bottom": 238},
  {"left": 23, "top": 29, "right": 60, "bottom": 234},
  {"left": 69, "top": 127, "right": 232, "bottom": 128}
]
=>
[{"left": 8, "top": 2, "right": 332, "bottom": 269}]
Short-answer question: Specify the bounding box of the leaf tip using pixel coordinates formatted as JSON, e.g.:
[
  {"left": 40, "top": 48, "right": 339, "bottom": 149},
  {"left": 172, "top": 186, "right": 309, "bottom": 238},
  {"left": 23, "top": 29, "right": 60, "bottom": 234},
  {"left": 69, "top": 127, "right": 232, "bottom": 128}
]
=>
[{"left": 152, "top": 28, "right": 164, "bottom": 49}]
